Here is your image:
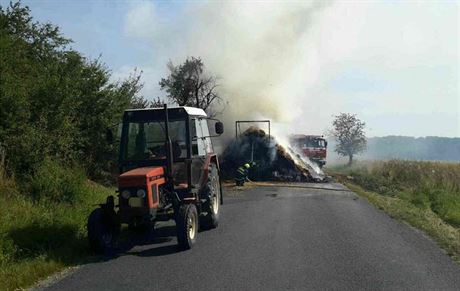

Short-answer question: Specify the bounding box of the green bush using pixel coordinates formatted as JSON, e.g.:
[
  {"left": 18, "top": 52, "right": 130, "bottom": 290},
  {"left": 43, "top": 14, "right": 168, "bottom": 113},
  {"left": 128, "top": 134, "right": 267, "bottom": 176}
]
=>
[
  {"left": 0, "top": 3, "right": 145, "bottom": 289},
  {"left": 0, "top": 170, "right": 113, "bottom": 290},
  {"left": 29, "top": 159, "right": 86, "bottom": 204},
  {"left": 429, "top": 190, "right": 460, "bottom": 227},
  {"left": 409, "top": 190, "right": 430, "bottom": 209},
  {"left": 1, "top": 2, "right": 145, "bottom": 182}
]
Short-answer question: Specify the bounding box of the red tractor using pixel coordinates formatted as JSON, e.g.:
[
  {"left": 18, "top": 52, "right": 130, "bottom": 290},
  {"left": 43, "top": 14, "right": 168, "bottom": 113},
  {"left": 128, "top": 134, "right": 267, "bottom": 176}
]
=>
[
  {"left": 289, "top": 134, "right": 328, "bottom": 168},
  {"left": 87, "top": 105, "right": 224, "bottom": 253}
]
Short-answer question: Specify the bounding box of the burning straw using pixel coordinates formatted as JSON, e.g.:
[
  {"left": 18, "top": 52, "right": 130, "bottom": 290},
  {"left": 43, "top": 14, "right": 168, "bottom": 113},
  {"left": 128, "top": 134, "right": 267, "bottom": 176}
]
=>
[{"left": 221, "top": 127, "right": 325, "bottom": 182}]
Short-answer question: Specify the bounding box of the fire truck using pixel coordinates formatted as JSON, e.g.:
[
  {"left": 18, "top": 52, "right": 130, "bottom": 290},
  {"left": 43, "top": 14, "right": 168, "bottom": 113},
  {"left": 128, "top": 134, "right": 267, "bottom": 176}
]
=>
[{"left": 289, "top": 135, "right": 328, "bottom": 168}]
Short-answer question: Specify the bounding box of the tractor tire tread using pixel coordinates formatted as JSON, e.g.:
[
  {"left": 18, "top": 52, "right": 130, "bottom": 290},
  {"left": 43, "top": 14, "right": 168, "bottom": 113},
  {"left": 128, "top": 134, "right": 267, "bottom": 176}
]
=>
[{"left": 176, "top": 204, "right": 198, "bottom": 250}]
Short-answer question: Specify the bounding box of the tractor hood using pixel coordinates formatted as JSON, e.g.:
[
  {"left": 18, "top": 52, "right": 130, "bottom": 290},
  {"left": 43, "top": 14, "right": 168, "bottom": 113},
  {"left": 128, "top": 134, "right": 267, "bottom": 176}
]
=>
[{"left": 118, "top": 167, "right": 165, "bottom": 188}]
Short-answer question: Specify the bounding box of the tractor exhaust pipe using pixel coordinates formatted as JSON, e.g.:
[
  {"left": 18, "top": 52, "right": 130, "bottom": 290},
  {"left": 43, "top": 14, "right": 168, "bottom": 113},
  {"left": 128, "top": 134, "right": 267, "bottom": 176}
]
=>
[{"left": 163, "top": 104, "right": 174, "bottom": 185}]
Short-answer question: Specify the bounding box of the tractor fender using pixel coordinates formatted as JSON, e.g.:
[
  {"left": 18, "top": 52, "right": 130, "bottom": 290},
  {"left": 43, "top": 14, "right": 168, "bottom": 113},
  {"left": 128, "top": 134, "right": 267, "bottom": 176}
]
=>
[
  {"left": 206, "top": 154, "right": 220, "bottom": 172},
  {"left": 201, "top": 154, "right": 220, "bottom": 186}
]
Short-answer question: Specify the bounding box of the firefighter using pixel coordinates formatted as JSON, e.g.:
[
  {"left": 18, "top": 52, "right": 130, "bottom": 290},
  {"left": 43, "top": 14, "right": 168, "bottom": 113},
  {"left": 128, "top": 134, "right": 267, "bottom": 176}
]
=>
[{"left": 235, "top": 163, "right": 251, "bottom": 186}]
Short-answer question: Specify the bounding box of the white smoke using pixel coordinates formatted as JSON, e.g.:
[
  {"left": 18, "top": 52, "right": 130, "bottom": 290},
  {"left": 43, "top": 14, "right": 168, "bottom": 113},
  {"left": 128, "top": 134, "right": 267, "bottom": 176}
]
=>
[
  {"left": 124, "top": 0, "right": 458, "bottom": 138},
  {"left": 125, "top": 1, "right": 330, "bottom": 124},
  {"left": 124, "top": 1, "right": 333, "bottom": 175}
]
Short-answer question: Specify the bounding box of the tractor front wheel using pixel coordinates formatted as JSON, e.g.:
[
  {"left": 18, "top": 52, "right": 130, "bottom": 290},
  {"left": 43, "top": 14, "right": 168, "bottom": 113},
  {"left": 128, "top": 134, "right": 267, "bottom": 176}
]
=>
[
  {"left": 176, "top": 204, "right": 198, "bottom": 250},
  {"left": 87, "top": 208, "right": 118, "bottom": 254}
]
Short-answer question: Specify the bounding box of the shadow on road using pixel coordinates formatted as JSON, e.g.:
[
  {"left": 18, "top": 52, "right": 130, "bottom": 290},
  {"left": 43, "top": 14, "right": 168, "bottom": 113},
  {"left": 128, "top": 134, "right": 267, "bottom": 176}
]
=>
[
  {"left": 133, "top": 244, "right": 179, "bottom": 257},
  {"left": 100, "top": 220, "right": 217, "bottom": 260},
  {"left": 99, "top": 225, "right": 181, "bottom": 260}
]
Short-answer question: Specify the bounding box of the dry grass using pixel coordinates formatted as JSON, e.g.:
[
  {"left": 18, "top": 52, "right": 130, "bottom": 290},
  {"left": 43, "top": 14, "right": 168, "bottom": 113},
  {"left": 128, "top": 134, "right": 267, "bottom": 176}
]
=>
[{"left": 330, "top": 160, "right": 460, "bottom": 226}]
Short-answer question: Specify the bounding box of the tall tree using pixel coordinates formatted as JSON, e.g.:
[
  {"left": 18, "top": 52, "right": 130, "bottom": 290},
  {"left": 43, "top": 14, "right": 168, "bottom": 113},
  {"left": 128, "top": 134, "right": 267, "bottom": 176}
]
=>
[
  {"left": 130, "top": 95, "right": 163, "bottom": 109},
  {"left": 0, "top": 2, "right": 144, "bottom": 181},
  {"left": 331, "top": 113, "right": 367, "bottom": 165},
  {"left": 159, "top": 57, "right": 222, "bottom": 116}
]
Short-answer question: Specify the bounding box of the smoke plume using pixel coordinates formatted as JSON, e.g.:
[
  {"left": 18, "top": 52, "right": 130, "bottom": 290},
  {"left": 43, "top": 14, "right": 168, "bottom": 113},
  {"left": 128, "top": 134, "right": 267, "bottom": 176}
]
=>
[
  {"left": 126, "top": 1, "right": 330, "bottom": 127},
  {"left": 125, "top": 1, "right": 334, "bottom": 174},
  {"left": 125, "top": 1, "right": 459, "bottom": 139}
]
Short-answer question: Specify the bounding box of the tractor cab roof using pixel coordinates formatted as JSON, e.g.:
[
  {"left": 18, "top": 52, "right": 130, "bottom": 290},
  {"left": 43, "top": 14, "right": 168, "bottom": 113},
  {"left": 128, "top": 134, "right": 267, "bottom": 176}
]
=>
[{"left": 124, "top": 106, "right": 207, "bottom": 117}]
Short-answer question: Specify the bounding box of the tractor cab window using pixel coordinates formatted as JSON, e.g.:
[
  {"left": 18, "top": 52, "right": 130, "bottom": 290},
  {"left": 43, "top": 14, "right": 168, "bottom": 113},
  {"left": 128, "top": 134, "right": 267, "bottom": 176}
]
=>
[
  {"left": 190, "top": 119, "right": 200, "bottom": 156},
  {"left": 199, "top": 118, "right": 213, "bottom": 153},
  {"left": 191, "top": 118, "right": 212, "bottom": 156},
  {"left": 124, "top": 120, "right": 187, "bottom": 161}
]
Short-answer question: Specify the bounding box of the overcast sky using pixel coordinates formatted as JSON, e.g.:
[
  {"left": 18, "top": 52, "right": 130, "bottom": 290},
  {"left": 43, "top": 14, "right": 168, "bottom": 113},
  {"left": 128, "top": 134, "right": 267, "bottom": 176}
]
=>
[{"left": 6, "top": 0, "right": 459, "bottom": 137}]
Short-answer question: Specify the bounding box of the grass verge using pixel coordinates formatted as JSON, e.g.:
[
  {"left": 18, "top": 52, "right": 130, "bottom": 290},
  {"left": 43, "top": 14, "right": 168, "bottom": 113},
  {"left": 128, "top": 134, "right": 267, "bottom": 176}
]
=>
[
  {"left": 329, "top": 160, "right": 460, "bottom": 263},
  {"left": 345, "top": 183, "right": 460, "bottom": 262},
  {"left": 0, "top": 170, "right": 112, "bottom": 290}
]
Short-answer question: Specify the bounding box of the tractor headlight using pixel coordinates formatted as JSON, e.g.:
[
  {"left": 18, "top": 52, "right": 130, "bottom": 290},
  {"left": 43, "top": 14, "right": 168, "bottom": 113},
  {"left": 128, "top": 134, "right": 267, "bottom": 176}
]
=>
[
  {"left": 136, "top": 189, "right": 146, "bottom": 198},
  {"left": 121, "top": 190, "right": 131, "bottom": 199}
]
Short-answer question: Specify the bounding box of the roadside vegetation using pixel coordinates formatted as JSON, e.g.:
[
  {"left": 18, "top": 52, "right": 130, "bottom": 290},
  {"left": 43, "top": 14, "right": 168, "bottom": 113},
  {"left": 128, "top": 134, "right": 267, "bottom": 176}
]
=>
[
  {"left": 0, "top": 2, "right": 144, "bottom": 290},
  {"left": 0, "top": 162, "right": 112, "bottom": 290},
  {"left": 329, "top": 160, "right": 460, "bottom": 262},
  {"left": 0, "top": 2, "right": 224, "bottom": 290}
]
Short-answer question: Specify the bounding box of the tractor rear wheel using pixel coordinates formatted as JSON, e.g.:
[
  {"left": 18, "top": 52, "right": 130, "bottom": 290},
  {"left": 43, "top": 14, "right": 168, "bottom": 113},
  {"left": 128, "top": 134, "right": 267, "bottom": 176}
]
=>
[
  {"left": 176, "top": 204, "right": 198, "bottom": 250},
  {"left": 87, "top": 208, "right": 118, "bottom": 254},
  {"left": 201, "top": 164, "right": 221, "bottom": 230}
]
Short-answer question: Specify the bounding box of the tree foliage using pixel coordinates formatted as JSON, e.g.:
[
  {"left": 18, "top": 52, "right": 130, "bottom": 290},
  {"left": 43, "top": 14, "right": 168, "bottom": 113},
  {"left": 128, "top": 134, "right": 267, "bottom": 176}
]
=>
[
  {"left": 131, "top": 95, "right": 163, "bottom": 109},
  {"left": 159, "top": 56, "right": 222, "bottom": 116},
  {"left": 0, "top": 2, "right": 145, "bottom": 181},
  {"left": 330, "top": 113, "right": 367, "bottom": 165}
]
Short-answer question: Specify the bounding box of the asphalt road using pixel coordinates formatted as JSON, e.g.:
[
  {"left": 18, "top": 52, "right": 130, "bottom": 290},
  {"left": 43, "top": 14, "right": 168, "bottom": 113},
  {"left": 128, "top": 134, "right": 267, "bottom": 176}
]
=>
[{"left": 44, "top": 183, "right": 460, "bottom": 291}]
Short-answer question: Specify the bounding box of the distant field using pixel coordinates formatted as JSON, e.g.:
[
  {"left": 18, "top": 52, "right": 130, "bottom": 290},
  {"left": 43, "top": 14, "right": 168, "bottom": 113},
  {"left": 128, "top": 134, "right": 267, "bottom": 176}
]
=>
[
  {"left": 327, "top": 136, "right": 460, "bottom": 162},
  {"left": 329, "top": 160, "right": 460, "bottom": 262}
]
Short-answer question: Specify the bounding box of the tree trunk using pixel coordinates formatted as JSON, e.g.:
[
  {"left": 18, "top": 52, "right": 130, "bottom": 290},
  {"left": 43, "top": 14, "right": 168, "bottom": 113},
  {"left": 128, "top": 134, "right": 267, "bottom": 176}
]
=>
[
  {"left": 195, "top": 85, "right": 200, "bottom": 108},
  {"left": 348, "top": 154, "right": 353, "bottom": 166}
]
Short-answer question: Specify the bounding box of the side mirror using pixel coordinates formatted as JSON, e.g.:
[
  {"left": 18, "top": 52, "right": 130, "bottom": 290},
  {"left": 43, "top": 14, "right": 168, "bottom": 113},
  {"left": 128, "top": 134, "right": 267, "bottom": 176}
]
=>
[
  {"left": 106, "top": 128, "right": 114, "bottom": 144},
  {"left": 215, "top": 121, "right": 224, "bottom": 135}
]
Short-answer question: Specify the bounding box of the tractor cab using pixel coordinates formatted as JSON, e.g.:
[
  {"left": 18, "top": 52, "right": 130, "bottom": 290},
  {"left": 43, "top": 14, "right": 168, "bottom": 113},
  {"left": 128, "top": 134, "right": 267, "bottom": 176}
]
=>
[
  {"left": 88, "top": 105, "right": 224, "bottom": 253},
  {"left": 119, "top": 107, "right": 221, "bottom": 187}
]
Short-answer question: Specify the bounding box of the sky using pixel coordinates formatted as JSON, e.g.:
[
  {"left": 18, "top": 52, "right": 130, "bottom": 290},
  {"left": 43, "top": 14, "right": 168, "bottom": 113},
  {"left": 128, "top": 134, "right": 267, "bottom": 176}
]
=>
[{"left": 4, "top": 0, "right": 459, "bottom": 138}]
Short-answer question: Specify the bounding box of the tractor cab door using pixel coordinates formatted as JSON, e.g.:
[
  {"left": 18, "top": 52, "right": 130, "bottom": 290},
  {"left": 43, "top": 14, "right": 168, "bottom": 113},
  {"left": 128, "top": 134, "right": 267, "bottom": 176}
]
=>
[{"left": 190, "top": 117, "right": 212, "bottom": 189}]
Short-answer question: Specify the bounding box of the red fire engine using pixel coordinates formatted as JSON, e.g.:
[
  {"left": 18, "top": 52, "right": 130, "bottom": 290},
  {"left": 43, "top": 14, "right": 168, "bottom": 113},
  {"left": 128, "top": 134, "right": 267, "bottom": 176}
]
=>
[{"left": 289, "top": 135, "right": 328, "bottom": 168}]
